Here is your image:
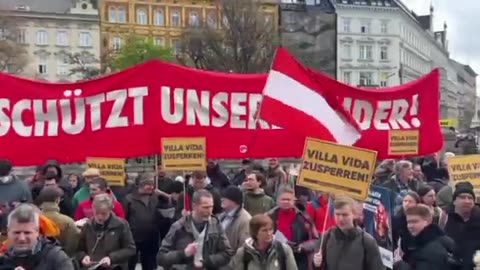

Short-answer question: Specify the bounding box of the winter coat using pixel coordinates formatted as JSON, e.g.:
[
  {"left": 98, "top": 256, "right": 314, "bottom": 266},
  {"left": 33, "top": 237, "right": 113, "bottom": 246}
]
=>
[
  {"left": 268, "top": 207, "right": 318, "bottom": 270},
  {"left": 443, "top": 205, "right": 480, "bottom": 270},
  {"left": 1, "top": 238, "right": 74, "bottom": 270},
  {"left": 157, "top": 214, "right": 234, "bottom": 270},
  {"left": 318, "top": 226, "right": 385, "bottom": 270},
  {"left": 232, "top": 238, "right": 298, "bottom": 270},
  {"left": 40, "top": 202, "right": 79, "bottom": 256},
  {"left": 124, "top": 191, "right": 162, "bottom": 243},
  {"left": 403, "top": 224, "right": 458, "bottom": 270},
  {"left": 76, "top": 214, "right": 136, "bottom": 270},
  {"left": 218, "top": 208, "right": 251, "bottom": 252},
  {"left": 243, "top": 189, "right": 275, "bottom": 217}
]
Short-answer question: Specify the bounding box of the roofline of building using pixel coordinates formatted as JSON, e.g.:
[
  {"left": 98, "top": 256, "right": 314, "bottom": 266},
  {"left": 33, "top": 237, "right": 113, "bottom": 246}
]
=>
[{"left": 0, "top": 11, "right": 99, "bottom": 22}]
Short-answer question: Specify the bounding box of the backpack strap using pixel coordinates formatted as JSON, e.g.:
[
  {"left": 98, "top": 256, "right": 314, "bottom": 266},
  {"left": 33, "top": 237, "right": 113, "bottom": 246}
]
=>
[
  {"left": 243, "top": 248, "right": 252, "bottom": 270},
  {"left": 274, "top": 242, "right": 287, "bottom": 270},
  {"left": 361, "top": 231, "right": 367, "bottom": 270}
]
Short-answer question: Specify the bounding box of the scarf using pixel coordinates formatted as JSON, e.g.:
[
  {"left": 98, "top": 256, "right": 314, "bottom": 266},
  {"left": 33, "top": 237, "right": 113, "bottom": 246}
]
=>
[{"left": 191, "top": 218, "right": 208, "bottom": 264}]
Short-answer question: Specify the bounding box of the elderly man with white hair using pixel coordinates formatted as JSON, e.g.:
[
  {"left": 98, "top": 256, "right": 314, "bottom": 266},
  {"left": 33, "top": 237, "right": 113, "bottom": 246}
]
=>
[
  {"left": 0, "top": 203, "right": 74, "bottom": 269},
  {"left": 382, "top": 160, "right": 422, "bottom": 211}
]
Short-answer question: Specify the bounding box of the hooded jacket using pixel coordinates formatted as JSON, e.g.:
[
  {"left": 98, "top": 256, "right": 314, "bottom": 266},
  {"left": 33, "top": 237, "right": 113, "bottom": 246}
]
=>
[
  {"left": 402, "top": 224, "right": 458, "bottom": 270},
  {"left": 232, "top": 238, "right": 298, "bottom": 270}
]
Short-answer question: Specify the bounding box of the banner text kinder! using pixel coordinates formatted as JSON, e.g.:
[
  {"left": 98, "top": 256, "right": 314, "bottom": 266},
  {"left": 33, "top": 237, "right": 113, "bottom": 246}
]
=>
[
  {"left": 0, "top": 59, "right": 441, "bottom": 165},
  {"left": 312, "top": 68, "right": 442, "bottom": 158},
  {"left": 298, "top": 138, "right": 377, "bottom": 200}
]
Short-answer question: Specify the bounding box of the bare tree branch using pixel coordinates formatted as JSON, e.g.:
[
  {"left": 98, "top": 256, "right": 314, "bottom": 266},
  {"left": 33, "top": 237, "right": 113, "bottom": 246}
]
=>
[
  {"left": 0, "top": 14, "right": 28, "bottom": 74},
  {"left": 179, "top": 0, "right": 277, "bottom": 73}
]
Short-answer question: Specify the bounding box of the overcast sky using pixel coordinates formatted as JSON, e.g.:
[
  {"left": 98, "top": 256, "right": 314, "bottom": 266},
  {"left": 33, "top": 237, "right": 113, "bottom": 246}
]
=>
[{"left": 402, "top": 0, "right": 480, "bottom": 89}]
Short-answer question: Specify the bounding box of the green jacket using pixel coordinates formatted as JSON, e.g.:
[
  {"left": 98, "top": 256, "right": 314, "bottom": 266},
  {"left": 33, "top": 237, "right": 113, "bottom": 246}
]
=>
[{"left": 72, "top": 185, "right": 117, "bottom": 210}]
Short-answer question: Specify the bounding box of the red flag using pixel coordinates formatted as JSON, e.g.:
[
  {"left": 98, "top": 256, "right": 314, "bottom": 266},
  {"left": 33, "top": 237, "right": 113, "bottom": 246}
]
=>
[{"left": 259, "top": 48, "right": 362, "bottom": 145}]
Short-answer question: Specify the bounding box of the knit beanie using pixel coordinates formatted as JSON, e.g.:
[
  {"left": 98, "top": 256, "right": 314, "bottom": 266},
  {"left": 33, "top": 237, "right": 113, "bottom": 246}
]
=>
[
  {"left": 417, "top": 185, "right": 433, "bottom": 197},
  {"left": 453, "top": 181, "right": 475, "bottom": 201},
  {"left": 222, "top": 186, "right": 243, "bottom": 206}
]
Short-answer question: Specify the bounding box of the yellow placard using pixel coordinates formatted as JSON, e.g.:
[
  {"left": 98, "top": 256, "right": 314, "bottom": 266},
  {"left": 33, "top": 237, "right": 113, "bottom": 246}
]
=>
[
  {"left": 86, "top": 157, "right": 125, "bottom": 186},
  {"left": 388, "top": 130, "right": 419, "bottom": 156},
  {"left": 162, "top": 137, "right": 206, "bottom": 171},
  {"left": 440, "top": 119, "right": 458, "bottom": 128},
  {"left": 448, "top": 155, "right": 480, "bottom": 193},
  {"left": 298, "top": 138, "right": 377, "bottom": 201}
]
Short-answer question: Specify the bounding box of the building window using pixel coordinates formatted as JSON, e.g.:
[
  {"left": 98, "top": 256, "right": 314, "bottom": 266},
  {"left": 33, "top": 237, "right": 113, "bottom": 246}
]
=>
[
  {"left": 118, "top": 7, "right": 126, "bottom": 23},
  {"left": 380, "top": 72, "right": 389, "bottom": 87},
  {"left": 360, "top": 20, "right": 371, "bottom": 33},
  {"left": 359, "top": 45, "right": 372, "bottom": 60},
  {"left": 359, "top": 72, "right": 373, "bottom": 86},
  {"left": 154, "top": 37, "right": 165, "bottom": 46},
  {"left": 56, "top": 31, "right": 68, "bottom": 46},
  {"left": 17, "top": 29, "right": 26, "bottom": 44},
  {"left": 112, "top": 37, "right": 123, "bottom": 51},
  {"left": 381, "top": 21, "right": 388, "bottom": 34},
  {"left": 171, "top": 11, "right": 181, "bottom": 27},
  {"left": 36, "top": 30, "right": 48, "bottom": 45},
  {"left": 171, "top": 39, "right": 181, "bottom": 55},
  {"left": 189, "top": 11, "right": 200, "bottom": 27},
  {"left": 154, "top": 10, "right": 164, "bottom": 26},
  {"left": 137, "top": 8, "right": 147, "bottom": 25},
  {"left": 206, "top": 11, "right": 217, "bottom": 28},
  {"left": 38, "top": 56, "right": 48, "bottom": 75},
  {"left": 380, "top": 46, "right": 388, "bottom": 60},
  {"left": 343, "top": 44, "right": 351, "bottom": 59},
  {"left": 57, "top": 55, "right": 69, "bottom": 75},
  {"left": 343, "top": 18, "right": 351, "bottom": 32},
  {"left": 108, "top": 6, "right": 116, "bottom": 22},
  {"left": 343, "top": 71, "right": 351, "bottom": 85},
  {"left": 109, "top": 6, "right": 126, "bottom": 23},
  {"left": 79, "top": 32, "right": 92, "bottom": 47}
]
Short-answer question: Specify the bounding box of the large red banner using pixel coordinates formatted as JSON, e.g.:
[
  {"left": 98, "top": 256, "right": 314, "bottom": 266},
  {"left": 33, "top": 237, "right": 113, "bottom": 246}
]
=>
[{"left": 0, "top": 60, "right": 441, "bottom": 166}]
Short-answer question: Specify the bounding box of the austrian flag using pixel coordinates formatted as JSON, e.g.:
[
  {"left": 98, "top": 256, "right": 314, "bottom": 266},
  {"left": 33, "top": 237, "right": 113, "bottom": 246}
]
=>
[{"left": 259, "top": 48, "right": 362, "bottom": 146}]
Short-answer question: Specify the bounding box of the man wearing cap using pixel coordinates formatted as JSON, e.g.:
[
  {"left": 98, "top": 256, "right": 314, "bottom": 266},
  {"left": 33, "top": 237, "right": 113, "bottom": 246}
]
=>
[
  {"left": 219, "top": 186, "right": 251, "bottom": 253},
  {"left": 442, "top": 181, "right": 480, "bottom": 270},
  {"left": 72, "top": 168, "right": 101, "bottom": 210}
]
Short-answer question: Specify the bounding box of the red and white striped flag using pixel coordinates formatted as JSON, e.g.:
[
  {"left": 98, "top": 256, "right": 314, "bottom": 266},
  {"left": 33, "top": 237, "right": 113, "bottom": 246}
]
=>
[{"left": 259, "top": 48, "right": 362, "bottom": 145}]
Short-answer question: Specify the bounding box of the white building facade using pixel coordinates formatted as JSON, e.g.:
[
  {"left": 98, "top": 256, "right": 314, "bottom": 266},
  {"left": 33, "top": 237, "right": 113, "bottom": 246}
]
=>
[
  {"left": 333, "top": 0, "right": 461, "bottom": 119},
  {"left": 1, "top": 0, "right": 100, "bottom": 82}
]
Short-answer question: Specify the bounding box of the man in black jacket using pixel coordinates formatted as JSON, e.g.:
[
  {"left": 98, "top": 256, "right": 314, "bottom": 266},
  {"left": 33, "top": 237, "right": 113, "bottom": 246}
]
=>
[
  {"left": 1, "top": 204, "right": 74, "bottom": 269},
  {"left": 402, "top": 204, "right": 460, "bottom": 270}
]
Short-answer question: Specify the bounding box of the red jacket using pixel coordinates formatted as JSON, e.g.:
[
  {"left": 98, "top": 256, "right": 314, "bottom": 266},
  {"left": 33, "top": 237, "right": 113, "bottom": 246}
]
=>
[
  {"left": 74, "top": 192, "right": 125, "bottom": 220},
  {"left": 305, "top": 196, "right": 336, "bottom": 233}
]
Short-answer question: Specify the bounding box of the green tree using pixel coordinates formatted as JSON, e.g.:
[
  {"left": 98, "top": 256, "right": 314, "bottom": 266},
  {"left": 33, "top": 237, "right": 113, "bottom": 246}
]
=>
[
  {"left": 178, "top": 0, "right": 278, "bottom": 73},
  {"left": 109, "top": 36, "right": 174, "bottom": 71}
]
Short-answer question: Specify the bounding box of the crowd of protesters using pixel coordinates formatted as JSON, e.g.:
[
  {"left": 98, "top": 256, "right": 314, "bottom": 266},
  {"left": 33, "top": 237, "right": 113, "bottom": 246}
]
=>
[{"left": 0, "top": 154, "right": 477, "bottom": 270}]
